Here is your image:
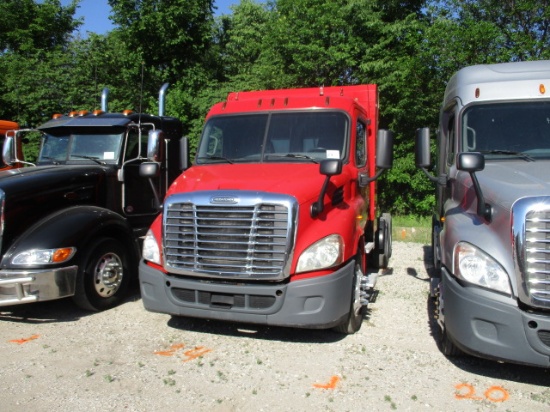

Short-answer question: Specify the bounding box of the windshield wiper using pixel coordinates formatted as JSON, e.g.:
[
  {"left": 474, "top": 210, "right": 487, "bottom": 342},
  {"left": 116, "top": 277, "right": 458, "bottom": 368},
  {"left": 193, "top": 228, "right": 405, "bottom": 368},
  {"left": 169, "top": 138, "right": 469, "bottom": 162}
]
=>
[
  {"left": 265, "top": 153, "right": 319, "bottom": 163},
  {"left": 480, "top": 150, "right": 534, "bottom": 162},
  {"left": 197, "top": 155, "right": 234, "bottom": 164},
  {"left": 71, "top": 155, "right": 105, "bottom": 165}
]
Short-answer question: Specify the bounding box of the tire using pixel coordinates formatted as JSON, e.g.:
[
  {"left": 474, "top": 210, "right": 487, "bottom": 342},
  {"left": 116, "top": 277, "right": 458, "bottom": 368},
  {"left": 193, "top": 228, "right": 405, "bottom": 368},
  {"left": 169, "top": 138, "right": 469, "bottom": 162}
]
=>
[
  {"left": 431, "top": 219, "right": 442, "bottom": 278},
  {"left": 373, "top": 213, "right": 392, "bottom": 269},
  {"left": 440, "top": 327, "right": 463, "bottom": 357},
  {"left": 73, "top": 237, "right": 132, "bottom": 311},
  {"left": 333, "top": 255, "right": 365, "bottom": 334}
]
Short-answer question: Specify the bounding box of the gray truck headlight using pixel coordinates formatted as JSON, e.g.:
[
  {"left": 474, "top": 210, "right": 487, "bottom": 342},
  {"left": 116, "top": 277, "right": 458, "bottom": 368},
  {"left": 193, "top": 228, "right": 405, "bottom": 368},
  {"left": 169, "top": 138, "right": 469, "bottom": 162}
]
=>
[
  {"left": 142, "top": 229, "right": 161, "bottom": 265},
  {"left": 453, "top": 242, "right": 511, "bottom": 294},
  {"left": 296, "top": 234, "right": 343, "bottom": 273}
]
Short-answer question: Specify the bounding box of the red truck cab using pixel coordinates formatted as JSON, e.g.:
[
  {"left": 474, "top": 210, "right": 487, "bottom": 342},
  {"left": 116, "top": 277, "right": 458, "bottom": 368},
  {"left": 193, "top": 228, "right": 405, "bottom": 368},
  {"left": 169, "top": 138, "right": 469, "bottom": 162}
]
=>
[{"left": 139, "top": 85, "right": 393, "bottom": 333}]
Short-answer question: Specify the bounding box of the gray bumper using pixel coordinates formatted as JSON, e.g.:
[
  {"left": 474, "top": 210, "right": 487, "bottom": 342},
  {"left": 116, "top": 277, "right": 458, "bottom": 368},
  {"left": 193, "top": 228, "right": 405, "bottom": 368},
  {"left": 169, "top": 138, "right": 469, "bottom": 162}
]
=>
[
  {"left": 442, "top": 267, "right": 550, "bottom": 367},
  {"left": 139, "top": 260, "right": 355, "bottom": 329},
  {"left": 0, "top": 266, "right": 78, "bottom": 306}
]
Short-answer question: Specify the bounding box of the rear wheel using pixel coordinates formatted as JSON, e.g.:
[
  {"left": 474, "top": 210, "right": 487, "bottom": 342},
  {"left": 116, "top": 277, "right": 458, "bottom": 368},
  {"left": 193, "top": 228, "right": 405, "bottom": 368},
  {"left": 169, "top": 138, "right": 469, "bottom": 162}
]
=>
[
  {"left": 73, "top": 237, "right": 132, "bottom": 311},
  {"left": 371, "top": 213, "right": 392, "bottom": 269},
  {"left": 333, "top": 255, "right": 365, "bottom": 334}
]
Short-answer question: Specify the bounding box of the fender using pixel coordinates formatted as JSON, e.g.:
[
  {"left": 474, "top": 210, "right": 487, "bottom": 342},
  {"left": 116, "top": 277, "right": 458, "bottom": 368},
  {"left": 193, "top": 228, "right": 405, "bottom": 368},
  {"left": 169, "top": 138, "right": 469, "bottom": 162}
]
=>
[{"left": 1, "top": 205, "right": 139, "bottom": 270}]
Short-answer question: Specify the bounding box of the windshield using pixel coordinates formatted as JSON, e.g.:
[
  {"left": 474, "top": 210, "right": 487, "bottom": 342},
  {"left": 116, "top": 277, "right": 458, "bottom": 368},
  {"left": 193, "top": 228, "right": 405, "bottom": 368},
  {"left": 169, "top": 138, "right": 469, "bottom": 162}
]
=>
[
  {"left": 462, "top": 101, "right": 550, "bottom": 160},
  {"left": 39, "top": 132, "right": 124, "bottom": 164},
  {"left": 196, "top": 111, "right": 348, "bottom": 164}
]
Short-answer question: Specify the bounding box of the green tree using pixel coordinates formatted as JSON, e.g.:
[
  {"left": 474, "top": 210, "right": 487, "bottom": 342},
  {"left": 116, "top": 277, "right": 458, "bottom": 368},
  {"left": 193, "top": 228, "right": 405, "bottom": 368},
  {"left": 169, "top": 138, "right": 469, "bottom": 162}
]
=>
[{"left": 0, "top": 0, "right": 80, "bottom": 54}]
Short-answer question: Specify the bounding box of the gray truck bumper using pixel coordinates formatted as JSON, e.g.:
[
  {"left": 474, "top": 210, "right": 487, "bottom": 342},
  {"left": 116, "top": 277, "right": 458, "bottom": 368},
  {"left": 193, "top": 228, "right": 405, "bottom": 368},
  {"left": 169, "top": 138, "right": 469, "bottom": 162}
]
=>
[
  {"left": 0, "top": 266, "right": 78, "bottom": 306},
  {"left": 139, "top": 260, "right": 355, "bottom": 329},
  {"left": 442, "top": 267, "right": 550, "bottom": 367}
]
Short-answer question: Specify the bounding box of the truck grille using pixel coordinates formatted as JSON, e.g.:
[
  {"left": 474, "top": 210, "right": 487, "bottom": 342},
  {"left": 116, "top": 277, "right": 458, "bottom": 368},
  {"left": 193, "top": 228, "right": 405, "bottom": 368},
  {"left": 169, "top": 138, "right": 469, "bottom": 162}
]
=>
[
  {"left": 514, "top": 197, "right": 550, "bottom": 308},
  {"left": 163, "top": 192, "right": 296, "bottom": 281}
]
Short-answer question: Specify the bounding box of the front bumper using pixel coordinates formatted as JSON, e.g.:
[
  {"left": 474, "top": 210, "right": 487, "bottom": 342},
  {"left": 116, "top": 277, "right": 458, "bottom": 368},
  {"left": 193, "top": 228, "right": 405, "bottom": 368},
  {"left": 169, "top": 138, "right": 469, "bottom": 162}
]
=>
[
  {"left": 442, "top": 267, "right": 550, "bottom": 368},
  {"left": 0, "top": 266, "right": 78, "bottom": 306},
  {"left": 139, "top": 259, "right": 355, "bottom": 329}
]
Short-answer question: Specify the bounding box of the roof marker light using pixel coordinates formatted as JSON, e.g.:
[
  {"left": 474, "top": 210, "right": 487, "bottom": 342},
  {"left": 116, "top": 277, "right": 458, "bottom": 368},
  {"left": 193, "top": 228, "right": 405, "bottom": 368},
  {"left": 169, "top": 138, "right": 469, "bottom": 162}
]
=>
[
  {"left": 52, "top": 113, "right": 63, "bottom": 119},
  {"left": 92, "top": 110, "right": 104, "bottom": 116},
  {"left": 68, "top": 111, "right": 78, "bottom": 117},
  {"left": 475, "top": 88, "right": 480, "bottom": 98},
  {"left": 78, "top": 110, "right": 89, "bottom": 116},
  {"left": 122, "top": 110, "right": 133, "bottom": 116},
  {"left": 540, "top": 84, "right": 546, "bottom": 95}
]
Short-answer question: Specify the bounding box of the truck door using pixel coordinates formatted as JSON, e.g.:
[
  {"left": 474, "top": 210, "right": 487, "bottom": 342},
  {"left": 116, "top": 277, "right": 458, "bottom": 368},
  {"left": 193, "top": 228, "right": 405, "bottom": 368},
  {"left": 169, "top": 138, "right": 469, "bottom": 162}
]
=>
[
  {"left": 121, "top": 126, "right": 161, "bottom": 226},
  {"left": 437, "top": 106, "right": 457, "bottom": 218}
]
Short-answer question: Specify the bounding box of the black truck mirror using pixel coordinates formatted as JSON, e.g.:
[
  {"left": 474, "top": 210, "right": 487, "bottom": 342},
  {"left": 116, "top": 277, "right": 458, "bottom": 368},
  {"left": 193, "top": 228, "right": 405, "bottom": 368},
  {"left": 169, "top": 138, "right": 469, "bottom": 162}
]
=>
[
  {"left": 376, "top": 129, "right": 394, "bottom": 169},
  {"left": 415, "top": 127, "right": 431, "bottom": 168},
  {"left": 457, "top": 152, "right": 485, "bottom": 172}
]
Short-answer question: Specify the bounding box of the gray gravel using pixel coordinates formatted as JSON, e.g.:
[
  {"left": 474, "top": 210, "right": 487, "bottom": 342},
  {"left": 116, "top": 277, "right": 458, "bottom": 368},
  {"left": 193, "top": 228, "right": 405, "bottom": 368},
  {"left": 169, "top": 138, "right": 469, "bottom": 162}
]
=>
[{"left": 1, "top": 241, "right": 549, "bottom": 411}]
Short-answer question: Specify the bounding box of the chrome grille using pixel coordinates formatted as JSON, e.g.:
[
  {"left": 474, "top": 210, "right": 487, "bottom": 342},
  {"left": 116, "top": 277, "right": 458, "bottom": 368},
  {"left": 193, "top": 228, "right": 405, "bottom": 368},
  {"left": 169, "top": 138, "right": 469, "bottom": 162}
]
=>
[
  {"left": 514, "top": 197, "right": 550, "bottom": 308},
  {"left": 163, "top": 192, "right": 296, "bottom": 281},
  {"left": 524, "top": 209, "right": 550, "bottom": 303}
]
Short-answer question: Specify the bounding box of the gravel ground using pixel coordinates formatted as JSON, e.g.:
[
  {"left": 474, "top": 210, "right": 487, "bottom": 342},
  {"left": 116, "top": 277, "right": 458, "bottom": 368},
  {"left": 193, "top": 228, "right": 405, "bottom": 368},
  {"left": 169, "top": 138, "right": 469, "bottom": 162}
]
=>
[{"left": 1, "top": 241, "right": 550, "bottom": 411}]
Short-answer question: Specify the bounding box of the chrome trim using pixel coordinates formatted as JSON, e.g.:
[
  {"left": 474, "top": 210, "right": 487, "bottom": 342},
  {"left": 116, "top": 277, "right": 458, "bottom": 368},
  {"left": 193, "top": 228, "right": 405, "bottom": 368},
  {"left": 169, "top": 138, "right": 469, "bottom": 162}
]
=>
[
  {"left": 0, "top": 266, "right": 78, "bottom": 306},
  {"left": 513, "top": 197, "right": 550, "bottom": 308},
  {"left": 162, "top": 191, "right": 297, "bottom": 281}
]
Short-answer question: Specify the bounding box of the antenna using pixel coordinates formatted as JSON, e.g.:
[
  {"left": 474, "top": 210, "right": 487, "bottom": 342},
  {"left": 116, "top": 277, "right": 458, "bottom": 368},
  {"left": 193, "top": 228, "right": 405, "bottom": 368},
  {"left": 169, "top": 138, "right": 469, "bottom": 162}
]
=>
[{"left": 138, "top": 61, "right": 145, "bottom": 125}]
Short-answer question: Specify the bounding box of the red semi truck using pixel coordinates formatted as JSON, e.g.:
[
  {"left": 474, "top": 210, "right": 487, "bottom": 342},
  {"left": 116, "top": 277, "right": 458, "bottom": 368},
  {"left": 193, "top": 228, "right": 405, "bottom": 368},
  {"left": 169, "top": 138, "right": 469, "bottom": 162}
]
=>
[{"left": 139, "top": 85, "right": 393, "bottom": 333}]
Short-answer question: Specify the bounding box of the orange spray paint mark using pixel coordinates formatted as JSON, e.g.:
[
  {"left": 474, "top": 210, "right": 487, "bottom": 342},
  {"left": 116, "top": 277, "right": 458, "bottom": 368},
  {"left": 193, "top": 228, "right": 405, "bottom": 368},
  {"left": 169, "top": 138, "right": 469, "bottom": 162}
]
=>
[
  {"left": 183, "top": 346, "right": 212, "bottom": 362},
  {"left": 484, "top": 386, "right": 510, "bottom": 402},
  {"left": 154, "top": 343, "right": 185, "bottom": 357},
  {"left": 313, "top": 375, "right": 340, "bottom": 389},
  {"left": 9, "top": 334, "right": 40, "bottom": 345},
  {"left": 454, "top": 383, "right": 509, "bottom": 403}
]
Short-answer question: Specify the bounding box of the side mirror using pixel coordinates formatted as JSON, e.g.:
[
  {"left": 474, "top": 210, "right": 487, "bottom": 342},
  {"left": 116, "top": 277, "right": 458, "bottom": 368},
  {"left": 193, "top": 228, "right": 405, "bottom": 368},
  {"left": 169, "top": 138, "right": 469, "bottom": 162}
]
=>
[
  {"left": 415, "top": 127, "right": 431, "bottom": 168},
  {"left": 319, "top": 158, "right": 342, "bottom": 176},
  {"left": 139, "top": 162, "right": 160, "bottom": 178},
  {"left": 376, "top": 129, "right": 393, "bottom": 169},
  {"left": 147, "top": 129, "right": 164, "bottom": 161},
  {"left": 457, "top": 152, "right": 490, "bottom": 221},
  {"left": 2, "top": 136, "right": 15, "bottom": 166},
  {"left": 311, "top": 159, "right": 342, "bottom": 218},
  {"left": 457, "top": 152, "right": 485, "bottom": 172}
]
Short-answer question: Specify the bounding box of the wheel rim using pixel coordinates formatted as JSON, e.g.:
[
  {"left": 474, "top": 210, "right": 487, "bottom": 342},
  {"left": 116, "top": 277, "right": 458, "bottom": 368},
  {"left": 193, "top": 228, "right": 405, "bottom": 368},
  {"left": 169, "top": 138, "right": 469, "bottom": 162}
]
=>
[{"left": 92, "top": 252, "right": 124, "bottom": 297}]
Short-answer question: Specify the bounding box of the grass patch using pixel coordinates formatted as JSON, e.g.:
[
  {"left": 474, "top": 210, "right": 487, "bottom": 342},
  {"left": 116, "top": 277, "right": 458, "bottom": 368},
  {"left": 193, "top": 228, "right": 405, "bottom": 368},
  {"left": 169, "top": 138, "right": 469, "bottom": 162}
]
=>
[{"left": 392, "top": 215, "right": 430, "bottom": 244}]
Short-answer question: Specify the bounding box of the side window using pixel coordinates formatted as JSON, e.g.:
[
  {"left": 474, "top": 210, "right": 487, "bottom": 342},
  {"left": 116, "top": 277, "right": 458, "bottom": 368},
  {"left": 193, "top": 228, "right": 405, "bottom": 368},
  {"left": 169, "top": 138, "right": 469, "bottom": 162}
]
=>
[
  {"left": 355, "top": 121, "right": 367, "bottom": 167},
  {"left": 443, "top": 111, "right": 455, "bottom": 168},
  {"left": 124, "top": 128, "right": 148, "bottom": 160}
]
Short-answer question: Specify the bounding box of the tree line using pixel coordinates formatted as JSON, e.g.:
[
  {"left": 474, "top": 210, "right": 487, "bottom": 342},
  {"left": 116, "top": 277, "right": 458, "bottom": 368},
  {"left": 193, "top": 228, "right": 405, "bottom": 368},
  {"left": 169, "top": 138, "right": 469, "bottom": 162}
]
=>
[{"left": 1, "top": 0, "right": 548, "bottom": 215}]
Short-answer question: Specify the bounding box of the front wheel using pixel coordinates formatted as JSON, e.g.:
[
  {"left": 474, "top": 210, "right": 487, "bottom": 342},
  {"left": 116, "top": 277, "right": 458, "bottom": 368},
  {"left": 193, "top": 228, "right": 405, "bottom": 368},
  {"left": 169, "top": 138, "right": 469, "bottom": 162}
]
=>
[
  {"left": 333, "top": 256, "right": 365, "bottom": 334},
  {"left": 73, "top": 237, "right": 132, "bottom": 311}
]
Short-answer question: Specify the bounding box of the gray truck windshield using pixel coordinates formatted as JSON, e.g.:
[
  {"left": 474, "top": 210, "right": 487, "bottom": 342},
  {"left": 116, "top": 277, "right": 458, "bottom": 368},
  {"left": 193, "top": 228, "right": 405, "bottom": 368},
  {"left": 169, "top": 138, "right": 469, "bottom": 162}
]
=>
[
  {"left": 39, "top": 133, "right": 124, "bottom": 164},
  {"left": 196, "top": 111, "right": 348, "bottom": 164},
  {"left": 463, "top": 101, "right": 550, "bottom": 159}
]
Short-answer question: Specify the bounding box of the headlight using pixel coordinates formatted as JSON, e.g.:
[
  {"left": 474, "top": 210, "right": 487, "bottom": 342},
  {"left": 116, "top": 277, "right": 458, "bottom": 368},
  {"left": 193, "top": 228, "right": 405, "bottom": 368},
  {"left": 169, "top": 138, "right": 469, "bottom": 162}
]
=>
[
  {"left": 12, "top": 247, "right": 76, "bottom": 265},
  {"left": 142, "top": 229, "right": 161, "bottom": 264},
  {"left": 453, "top": 242, "right": 511, "bottom": 294},
  {"left": 296, "top": 234, "right": 343, "bottom": 273}
]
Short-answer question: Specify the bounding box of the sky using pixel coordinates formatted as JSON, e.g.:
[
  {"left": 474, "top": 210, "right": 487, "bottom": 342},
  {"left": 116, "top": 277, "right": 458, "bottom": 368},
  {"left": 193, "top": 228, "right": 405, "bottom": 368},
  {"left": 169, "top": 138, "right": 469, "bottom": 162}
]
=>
[{"left": 63, "top": 0, "right": 237, "bottom": 36}]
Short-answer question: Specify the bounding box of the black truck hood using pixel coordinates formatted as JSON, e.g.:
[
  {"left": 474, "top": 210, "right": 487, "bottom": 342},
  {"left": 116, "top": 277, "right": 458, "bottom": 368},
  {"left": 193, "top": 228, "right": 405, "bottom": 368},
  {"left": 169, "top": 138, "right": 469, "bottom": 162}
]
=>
[
  {"left": 0, "top": 165, "right": 111, "bottom": 196},
  {"left": 0, "top": 165, "right": 114, "bottom": 253}
]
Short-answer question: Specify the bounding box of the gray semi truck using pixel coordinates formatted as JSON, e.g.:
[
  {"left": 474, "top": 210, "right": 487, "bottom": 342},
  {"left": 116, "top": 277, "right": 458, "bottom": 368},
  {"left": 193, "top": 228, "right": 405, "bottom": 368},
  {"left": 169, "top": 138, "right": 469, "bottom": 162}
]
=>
[{"left": 416, "top": 60, "right": 550, "bottom": 368}]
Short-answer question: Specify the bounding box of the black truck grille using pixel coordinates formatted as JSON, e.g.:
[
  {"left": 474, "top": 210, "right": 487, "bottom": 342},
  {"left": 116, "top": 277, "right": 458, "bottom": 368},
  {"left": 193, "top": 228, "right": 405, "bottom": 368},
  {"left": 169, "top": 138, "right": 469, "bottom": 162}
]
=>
[{"left": 163, "top": 193, "right": 296, "bottom": 281}]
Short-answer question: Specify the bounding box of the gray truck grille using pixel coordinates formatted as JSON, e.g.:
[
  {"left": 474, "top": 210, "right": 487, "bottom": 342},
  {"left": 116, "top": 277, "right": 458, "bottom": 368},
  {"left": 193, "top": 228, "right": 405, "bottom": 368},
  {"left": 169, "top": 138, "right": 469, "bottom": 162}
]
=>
[
  {"left": 163, "top": 193, "right": 296, "bottom": 281},
  {"left": 524, "top": 208, "right": 550, "bottom": 304}
]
